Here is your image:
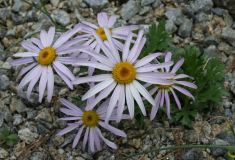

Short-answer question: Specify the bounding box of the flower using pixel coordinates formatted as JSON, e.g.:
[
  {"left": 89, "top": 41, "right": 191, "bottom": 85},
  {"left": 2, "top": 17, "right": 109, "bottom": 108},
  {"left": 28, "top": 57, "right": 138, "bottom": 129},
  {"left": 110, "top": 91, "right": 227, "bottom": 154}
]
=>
[
  {"left": 72, "top": 12, "right": 139, "bottom": 57},
  {"left": 73, "top": 28, "right": 175, "bottom": 123},
  {"left": 56, "top": 98, "right": 129, "bottom": 152},
  {"left": 10, "top": 26, "right": 87, "bottom": 102},
  {"left": 149, "top": 52, "right": 197, "bottom": 120}
]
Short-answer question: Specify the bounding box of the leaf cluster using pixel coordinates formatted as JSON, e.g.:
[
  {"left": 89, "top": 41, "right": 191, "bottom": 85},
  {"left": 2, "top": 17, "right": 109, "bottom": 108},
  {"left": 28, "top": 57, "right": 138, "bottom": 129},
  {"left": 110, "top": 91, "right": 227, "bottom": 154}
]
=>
[{"left": 0, "top": 128, "right": 19, "bottom": 147}]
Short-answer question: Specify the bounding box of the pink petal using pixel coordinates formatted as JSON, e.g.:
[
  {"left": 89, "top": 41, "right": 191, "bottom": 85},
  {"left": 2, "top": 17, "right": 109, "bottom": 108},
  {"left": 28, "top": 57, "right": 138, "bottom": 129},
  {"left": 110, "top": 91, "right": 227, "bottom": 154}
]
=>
[
  {"left": 46, "top": 27, "right": 55, "bottom": 47},
  {"left": 134, "top": 53, "right": 163, "bottom": 68},
  {"left": 89, "top": 126, "right": 95, "bottom": 152},
  {"left": 125, "top": 84, "right": 134, "bottom": 118},
  {"left": 81, "top": 21, "right": 99, "bottom": 29},
  {"left": 53, "top": 61, "right": 75, "bottom": 81},
  {"left": 171, "top": 58, "right": 184, "bottom": 73},
  {"left": 150, "top": 91, "right": 161, "bottom": 120},
  {"left": 56, "top": 125, "right": 79, "bottom": 136},
  {"left": 83, "top": 127, "right": 89, "bottom": 150},
  {"left": 95, "top": 127, "right": 117, "bottom": 149},
  {"left": 40, "top": 29, "right": 48, "bottom": 48},
  {"left": 31, "top": 37, "right": 43, "bottom": 49},
  {"left": 117, "top": 85, "right": 125, "bottom": 123},
  {"left": 39, "top": 67, "right": 47, "bottom": 102},
  {"left": 93, "top": 128, "right": 101, "bottom": 151},
  {"left": 172, "top": 85, "right": 195, "bottom": 100},
  {"left": 72, "top": 125, "right": 84, "bottom": 148},
  {"left": 47, "top": 66, "right": 54, "bottom": 102},
  {"left": 21, "top": 41, "right": 40, "bottom": 53},
  {"left": 170, "top": 88, "right": 181, "bottom": 109},
  {"left": 99, "top": 122, "right": 126, "bottom": 137},
  {"left": 10, "top": 57, "right": 34, "bottom": 66},
  {"left": 175, "top": 81, "right": 197, "bottom": 89},
  {"left": 16, "top": 62, "right": 37, "bottom": 81},
  {"left": 165, "top": 90, "right": 171, "bottom": 119},
  {"left": 73, "top": 74, "right": 112, "bottom": 85},
  {"left": 108, "top": 15, "right": 116, "bottom": 28}
]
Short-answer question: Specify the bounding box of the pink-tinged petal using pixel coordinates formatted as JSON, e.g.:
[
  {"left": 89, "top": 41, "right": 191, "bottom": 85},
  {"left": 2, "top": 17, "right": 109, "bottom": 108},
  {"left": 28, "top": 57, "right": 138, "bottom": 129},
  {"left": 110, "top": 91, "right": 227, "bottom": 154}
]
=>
[
  {"left": 83, "top": 127, "right": 89, "bottom": 150},
  {"left": 17, "top": 65, "right": 41, "bottom": 93},
  {"left": 112, "top": 34, "right": 134, "bottom": 42},
  {"left": 160, "top": 90, "right": 165, "bottom": 107},
  {"left": 105, "top": 85, "right": 121, "bottom": 123},
  {"left": 60, "top": 108, "right": 82, "bottom": 117},
  {"left": 93, "top": 128, "right": 101, "bottom": 151},
  {"left": 125, "top": 84, "right": 134, "bottom": 118},
  {"left": 13, "top": 52, "right": 39, "bottom": 57},
  {"left": 21, "top": 41, "right": 40, "bottom": 53},
  {"left": 53, "top": 64, "right": 73, "bottom": 89},
  {"left": 86, "top": 82, "right": 116, "bottom": 111},
  {"left": 170, "top": 88, "right": 181, "bottom": 109},
  {"left": 149, "top": 87, "right": 158, "bottom": 96},
  {"left": 31, "top": 37, "right": 43, "bottom": 49},
  {"left": 175, "top": 81, "right": 197, "bottom": 89},
  {"left": 104, "top": 28, "right": 120, "bottom": 63},
  {"left": 89, "top": 126, "right": 95, "bottom": 152},
  {"left": 47, "top": 66, "right": 54, "bottom": 102},
  {"left": 79, "top": 48, "right": 114, "bottom": 67},
  {"left": 73, "top": 74, "right": 112, "bottom": 85},
  {"left": 59, "top": 98, "right": 83, "bottom": 113},
  {"left": 143, "top": 83, "right": 151, "bottom": 88},
  {"left": 97, "top": 98, "right": 110, "bottom": 114},
  {"left": 129, "top": 83, "right": 146, "bottom": 116},
  {"left": 16, "top": 62, "right": 37, "bottom": 81},
  {"left": 134, "top": 53, "right": 163, "bottom": 68},
  {"left": 112, "top": 39, "right": 124, "bottom": 51},
  {"left": 171, "top": 58, "right": 184, "bottom": 73},
  {"left": 53, "top": 27, "right": 82, "bottom": 49},
  {"left": 92, "top": 32, "right": 117, "bottom": 63},
  {"left": 67, "top": 121, "right": 83, "bottom": 126},
  {"left": 57, "top": 117, "right": 81, "bottom": 121},
  {"left": 82, "top": 78, "right": 114, "bottom": 100},
  {"left": 165, "top": 52, "right": 172, "bottom": 72},
  {"left": 46, "top": 27, "right": 55, "bottom": 47},
  {"left": 40, "top": 30, "right": 48, "bottom": 48},
  {"left": 56, "top": 57, "right": 88, "bottom": 65},
  {"left": 39, "top": 67, "right": 47, "bottom": 102},
  {"left": 56, "top": 38, "right": 87, "bottom": 53},
  {"left": 10, "top": 57, "right": 34, "bottom": 66},
  {"left": 117, "top": 85, "right": 125, "bottom": 123},
  {"left": 137, "top": 72, "right": 175, "bottom": 79},
  {"left": 165, "top": 90, "right": 171, "bottom": 119},
  {"left": 95, "top": 127, "right": 117, "bottom": 149},
  {"left": 112, "top": 25, "right": 139, "bottom": 35},
  {"left": 108, "top": 15, "right": 116, "bottom": 28},
  {"left": 81, "top": 21, "right": 99, "bottom": 29},
  {"left": 75, "top": 61, "right": 112, "bottom": 71},
  {"left": 150, "top": 91, "right": 161, "bottom": 120},
  {"left": 172, "top": 85, "right": 195, "bottom": 100},
  {"left": 27, "top": 68, "right": 42, "bottom": 99},
  {"left": 133, "top": 80, "right": 155, "bottom": 105},
  {"left": 97, "top": 12, "right": 104, "bottom": 27},
  {"left": 56, "top": 125, "right": 79, "bottom": 136},
  {"left": 127, "top": 30, "right": 144, "bottom": 62},
  {"left": 53, "top": 61, "right": 75, "bottom": 81},
  {"left": 122, "top": 30, "right": 132, "bottom": 61},
  {"left": 88, "top": 57, "right": 96, "bottom": 77},
  {"left": 57, "top": 46, "right": 89, "bottom": 55},
  {"left": 136, "top": 61, "right": 174, "bottom": 72},
  {"left": 87, "top": 82, "right": 95, "bottom": 104},
  {"left": 99, "top": 122, "right": 127, "bottom": 137},
  {"left": 72, "top": 125, "right": 85, "bottom": 148},
  {"left": 136, "top": 75, "right": 175, "bottom": 85},
  {"left": 130, "top": 38, "right": 146, "bottom": 63},
  {"left": 174, "top": 74, "right": 194, "bottom": 80},
  {"left": 102, "top": 12, "right": 108, "bottom": 27}
]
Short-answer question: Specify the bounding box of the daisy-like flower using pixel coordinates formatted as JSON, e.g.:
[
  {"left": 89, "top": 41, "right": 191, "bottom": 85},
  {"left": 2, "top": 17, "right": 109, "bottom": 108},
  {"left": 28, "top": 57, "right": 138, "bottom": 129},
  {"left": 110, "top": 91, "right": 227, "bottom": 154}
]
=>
[
  {"left": 149, "top": 52, "right": 197, "bottom": 120},
  {"left": 73, "top": 28, "right": 176, "bottom": 123},
  {"left": 73, "top": 12, "right": 139, "bottom": 56},
  {"left": 56, "top": 98, "right": 129, "bottom": 152},
  {"left": 10, "top": 26, "right": 88, "bottom": 102}
]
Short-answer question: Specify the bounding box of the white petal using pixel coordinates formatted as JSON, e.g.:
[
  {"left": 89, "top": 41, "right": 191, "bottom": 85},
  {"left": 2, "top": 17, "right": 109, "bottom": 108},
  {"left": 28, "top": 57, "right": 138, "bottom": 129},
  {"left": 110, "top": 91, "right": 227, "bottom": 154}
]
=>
[
  {"left": 13, "top": 52, "right": 39, "bottom": 57},
  {"left": 125, "top": 84, "right": 135, "bottom": 118}
]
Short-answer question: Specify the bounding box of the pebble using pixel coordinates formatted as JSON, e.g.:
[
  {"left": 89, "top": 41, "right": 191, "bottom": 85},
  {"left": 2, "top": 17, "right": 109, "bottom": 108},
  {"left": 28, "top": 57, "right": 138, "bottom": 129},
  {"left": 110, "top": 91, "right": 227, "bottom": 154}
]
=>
[
  {"left": 211, "top": 138, "right": 230, "bottom": 157},
  {"left": 165, "top": 19, "right": 178, "bottom": 33},
  {"left": 211, "top": 8, "right": 227, "bottom": 16},
  {"left": 35, "top": 108, "right": 52, "bottom": 123},
  {"left": 152, "top": 0, "right": 162, "bottom": 9},
  {"left": 225, "top": 72, "right": 233, "bottom": 82},
  {"left": 18, "top": 128, "right": 34, "bottom": 144},
  {"left": 0, "top": 7, "right": 10, "bottom": 22},
  {"left": 141, "top": 0, "right": 155, "bottom": 6},
  {"left": 182, "top": 148, "right": 203, "bottom": 160},
  {"left": 36, "top": 122, "right": 50, "bottom": 136},
  {"left": 84, "top": 0, "right": 109, "bottom": 14},
  {"left": 0, "top": 75, "right": 9, "bottom": 90},
  {"left": 29, "top": 152, "right": 45, "bottom": 160},
  {"left": 13, "top": 114, "right": 23, "bottom": 126},
  {"left": 0, "top": 147, "right": 9, "bottom": 159},
  {"left": 203, "top": 35, "right": 220, "bottom": 47},
  {"left": 139, "top": 6, "right": 151, "bottom": 15},
  {"left": 195, "top": 12, "right": 209, "bottom": 22},
  {"left": 165, "top": 8, "right": 184, "bottom": 25},
  {"left": 53, "top": 10, "right": 70, "bottom": 27},
  {"left": 10, "top": 97, "right": 27, "bottom": 113},
  {"left": 218, "top": 132, "right": 235, "bottom": 145},
  {"left": 50, "top": 0, "right": 60, "bottom": 7},
  {"left": 120, "top": 0, "right": 141, "bottom": 20},
  {"left": 178, "top": 18, "right": 192, "bottom": 38},
  {"left": 194, "top": 0, "right": 213, "bottom": 14},
  {"left": 221, "top": 28, "right": 235, "bottom": 47},
  {"left": 52, "top": 136, "right": 65, "bottom": 146},
  {"left": 12, "top": 0, "right": 25, "bottom": 12}
]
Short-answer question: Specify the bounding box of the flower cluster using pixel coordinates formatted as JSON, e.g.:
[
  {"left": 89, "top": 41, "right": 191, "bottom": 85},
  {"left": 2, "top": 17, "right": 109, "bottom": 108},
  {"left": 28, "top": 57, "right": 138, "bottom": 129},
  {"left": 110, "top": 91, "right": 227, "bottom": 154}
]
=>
[{"left": 11, "top": 12, "right": 197, "bottom": 152}]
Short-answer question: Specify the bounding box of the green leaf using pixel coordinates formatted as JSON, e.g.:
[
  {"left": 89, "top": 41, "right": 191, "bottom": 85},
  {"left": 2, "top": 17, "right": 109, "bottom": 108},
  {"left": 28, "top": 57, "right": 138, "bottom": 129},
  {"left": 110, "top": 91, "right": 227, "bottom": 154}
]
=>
[
  {"left": 0, "top": 135, "right": 6, "bottom": 140},
  {"left": 174, "top": 105, "right": 197, "bottom": 127},
  {"left": 11, "top": 139, "right": 18, "bottom": 144},
  {"left": 7, "top": 134, "right": 18, "bottom": 139},
  {"left": 2, "top": 128, "right": 9, "bottom": 136},
  {"left": 6, "top": 140, "right": 13, "bottom": 146}
]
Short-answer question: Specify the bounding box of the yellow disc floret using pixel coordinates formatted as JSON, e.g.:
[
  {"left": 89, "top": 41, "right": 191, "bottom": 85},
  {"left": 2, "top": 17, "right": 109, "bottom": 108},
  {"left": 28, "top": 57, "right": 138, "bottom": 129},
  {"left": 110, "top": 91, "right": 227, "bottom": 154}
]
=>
[
  {"left": 82, "top": 110, "right": 99, "bottom": 127},
  {"left": 112, "top": 62, "right": 136, "bottom": 84},
  {"left": 38, "top": 47, "right": 56, "bottom": 66},
  {"left": 95, "top": 27, "right": 112, "bottom": 41},
  {"left": 157, "top": 78, "right": 174, "bottom": 90}
]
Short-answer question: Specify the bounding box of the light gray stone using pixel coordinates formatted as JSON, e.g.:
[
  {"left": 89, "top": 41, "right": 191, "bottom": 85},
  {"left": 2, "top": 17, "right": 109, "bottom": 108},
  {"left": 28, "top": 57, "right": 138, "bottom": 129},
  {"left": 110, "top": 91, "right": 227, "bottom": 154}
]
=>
[
  {"left": 35, "top": 108, "right": 52, "bottom": 122},
  {"left": 13, "top": 114, "right": 23, "bottom": 126},
  {"left": 80, "top": 2, "right": 88, "bottom": 8},
  {"left": 194, "top": 0, "right": 213, "bottom": 14},
  {"left": 0, "top": 75, "right": 9, "bottom": 90},
  {"left": 221, "top": 28, "right": 235, "bottom": 47},
  {"left": 195, "top": 12, "right": 209, "bottom": 22},
  {"left": 152, "top": 0, "right": 162, "bottom": 9},
  {"left": 178, "top": 18, "right": 192, "bottom": 38},
  {"left": 139, "top": 6, "right": 150, "bottom": 15},
  {"left": 18, "top": 128, "right": 34, "bottom": 144},
  {"left": 26, "top": 108, "right": 38, "bottom": 120},
  {"left": 30, "top": 152, "right": 45, "bottom": 160},
  {"left": 120, "top": 0, "right": 141, "bottom": 20},
  {"left": 53, "top": 10, "right": 70, "bottom": 27},
  {"left": 84, "top": 0, "right": 109, "bottom": 14},
  {"left": 165, "top": 8, "right": 184, "bottom": 25},
  {"left": 0, "top": 28, "right": 6, "bottom": 39},
  {"left": 12, "top": 0, "right": 25, "bottom": 12},
  {"left": 0, "top": 148, "right": 9, "bottom": 159},
  {"left": 223, "top": 12, "right": 233, "bottom": 28},
  {"left": 0, "top": 7, "right": 10, "bottom": 22},
  {"left": 225, "top": 72, "right": 233, "bottom": 81},
  {"left": 50, "top": 0, "right": 60, "bottom": 7},
  {"left": 36, "top": 122, "right": 50, "bottom": 136},
  {"left": 182, "top": 148, "right": 203, "bottom": 160},
  {"left": 204, "top": 35, "right": 220, "bottom": 47},
  {"left": 211, "top": 138, "right": 230, "bottom": 157},
  {"left": 183, "top": 3, "right": 195, "bottom": 19},
  {"left": 128, "top": 15, "right": 144, "bottom": 25},
  {"left": 165, "top": 19, "right": 177, "bottom": 33},
  {"left": 211, "top": 8, "right": 227, "bottom": 16},
  {"left": 141, "top": 0, "right": 154, "bottom": 6}
]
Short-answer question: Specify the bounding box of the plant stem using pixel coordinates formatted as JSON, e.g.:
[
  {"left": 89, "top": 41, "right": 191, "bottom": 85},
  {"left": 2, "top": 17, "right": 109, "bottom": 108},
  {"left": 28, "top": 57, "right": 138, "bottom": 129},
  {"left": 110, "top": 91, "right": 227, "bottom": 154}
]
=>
[
  {"left": 120, "top": 145, "right": 235, "bottom": 160},
  {"left": 0, "top": 140, "right": 6, "bottom": 146},
  {"left": 40, "top": 0, "right": 49, "bottom": 14}
]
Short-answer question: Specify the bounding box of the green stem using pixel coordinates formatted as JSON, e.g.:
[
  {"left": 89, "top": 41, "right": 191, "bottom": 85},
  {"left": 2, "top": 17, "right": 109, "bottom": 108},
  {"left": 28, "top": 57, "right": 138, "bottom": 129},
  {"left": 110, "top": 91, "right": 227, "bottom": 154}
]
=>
[
  {"left": 40, "top": 0, "right": 49, "bottom": 14},
  {"left": 120, "top": 145, "right": 235, "bottom": 160}
]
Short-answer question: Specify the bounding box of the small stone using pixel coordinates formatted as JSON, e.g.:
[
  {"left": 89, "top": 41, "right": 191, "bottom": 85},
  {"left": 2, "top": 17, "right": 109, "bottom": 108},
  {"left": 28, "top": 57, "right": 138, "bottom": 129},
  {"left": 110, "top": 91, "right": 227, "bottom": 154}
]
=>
[
  {"left": 0, "top": 147, "right": 9, "bottom": 159},
  {"left": 178, "top": 18, "right": 192, "bottom": 38},
  {"left": 13, "top": 114, "right": 23, "bottom": 126},
  {"left": 6, "top": 28, "right": 16, "bottom": 39},
  {"left": 182, "top": 148, "right": 203, "bottom": 160},
  {"left": 12, "top": 0, "right": 25, "bottom": 12},
  {"left": 211, "top": 124, "right": 222, "bottom": 137},
  {"left": 35, "top": 108, "right": 52, "bottom": 122},
  {"left": 218, "top": 42, "right": 233, "bottom": 55},
  {"left": 27, "top": 9, "right": 38, "bottom": 22},
  {"left": 211, "top": 8, "right": 227, "bottom": 16},
  {"left": 221, "top": 28, "right": 235, "bottom": 47},
  {"left": 231, "top": 80, "right": 235, "bottom": 95},
  {"left": 154, "top": 6, "right": 165, "bottom": 17},
  {"left": 128, "top": 15, "right": 144, "bottom": 25},
  {"left": 225, "top": 72, "right": 233, "bottom": 81},
  {"left": 58, "top": 149, "right": 64, "bottom": 154},
  {"left": 165, "top": 19, "right": 178, "bottom": 33},
  {"left": 84, "top": 0, "right": 109, "bottom": 14},
  {"left": 120, "top": 0, "right": 141, "bottom": 20},
  {"left": 36, "top": 122, "right": 50, "bottom": 136},
  {"left": 218, "top": 132, "right": 235, "bottom": 145},
  {"left": 16, "top": 25, "right": 27, "bottom": 38},
  {"left": 58, "top": 88, "right": 69, "bottom": 96},
  {"left": 0, "top": 7, "right": 10, "bottom": 22},
  {"left": 183, "top": 3, "right": 195, "bottom": 19},
  {"left": 194, "top": 0, "right": 213, "bottom": 14},
  {"left": 223, "top": 11, "right": 233, "bottom": 28},
  {"left": 165, "top": 8, "right": 184, "bottom": 25},
  {"left": 211, "top": 138, "right": 230, "bottom": 157},
  {"left": 52, "top": 136, "right": 65, "bottom": 146},
  {"left": 204, "top": 47, "right": 221, "bottom": 58},
  {"left": 223, "top": 101, "right": 231, "bottom": 109},
  {"left": 26, "top": 108, "right": 38, "bottom": 120},
  {"left": 80, "top": 2, "right": 88, "bottom": 8},
  {"left": 141, "top": 0, "right": 155, "bottom": 6},
  {"left": 50, "top": 0, "right": 60, "bottom": 7},
  {"left": 152, "top": 0, "right": 162, "bottom": 9},
  {"left": 53, "top": 10, "right": 70, "bottom": 27},
  {"left": 203, "top": 35, "right": 220, "bottom": 47},
  {"left": 60, "top": 134, "right": 76, "bottom": 147},
  {"left": 186, "top": 130, "right": 198, "bottom": 143},
  {"left": 195, "top": 12, "right": 209, "bottom": 22},
  {"left": 0, "top": 28, "right": 6, "bottom": 39},
  {"left": 0, "top": 75, "right": 9, "bottom": 90},
  {"left": 139, "top": 6, "right": 150, "bottom": 15},
  {"left": 18, "top": 128, "right": 34, "bottom": 144},
  {"left": 10, "top": 97, "right": 27, "bottom": 113},
  {"left": 11, "top": 13, "right": 25, "bottom": 25}
]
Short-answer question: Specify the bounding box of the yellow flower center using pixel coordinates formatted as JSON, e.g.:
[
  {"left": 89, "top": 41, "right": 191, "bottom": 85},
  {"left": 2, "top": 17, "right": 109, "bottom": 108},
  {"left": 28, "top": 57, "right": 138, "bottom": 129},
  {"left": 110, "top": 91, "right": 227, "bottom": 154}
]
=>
[
  {"left": 38, "top": 47, "right": 56, "bottom": 66},
  {"left": 82, "top": 110, "right": 99, "bottom": 127},
  {"left": 95, "top": 27, "right": 112, "bottom": 41},
  {"left": 112, "top": 62, "right": 136, "bottom": 84},
  {"left": 157, "top": 78, "right": 174, "bottom": 90}
]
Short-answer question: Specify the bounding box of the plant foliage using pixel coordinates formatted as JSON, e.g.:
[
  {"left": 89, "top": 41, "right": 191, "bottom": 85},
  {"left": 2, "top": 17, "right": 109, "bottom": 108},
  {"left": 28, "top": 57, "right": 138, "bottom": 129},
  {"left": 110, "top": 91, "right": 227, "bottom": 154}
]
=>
[{"left": 0, "top": 128, "right": 19, "bottom": 148}]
